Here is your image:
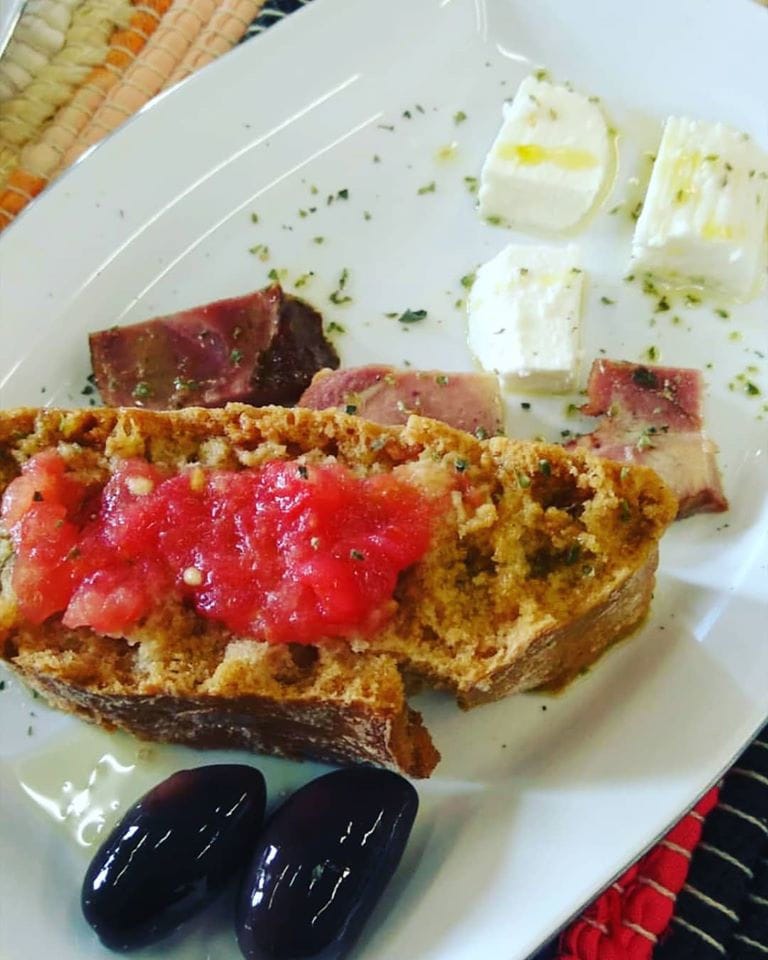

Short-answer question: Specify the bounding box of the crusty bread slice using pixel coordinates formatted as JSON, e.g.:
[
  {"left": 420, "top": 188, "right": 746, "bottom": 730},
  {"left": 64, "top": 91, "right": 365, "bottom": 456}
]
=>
[{"left": 0, "top": 405, "right": 677, "bottom": 776}]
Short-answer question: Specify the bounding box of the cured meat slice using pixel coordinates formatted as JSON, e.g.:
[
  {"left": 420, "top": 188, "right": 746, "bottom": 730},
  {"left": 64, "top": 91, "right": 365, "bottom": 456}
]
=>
[
  {"left": 300, "top": 365, "right": 504, "bottom": 438},
  {"left": 569, "top": 359, "right": 727, "bottom": 519},
  {"left": 89, "top": 286, "right": 339, "bottom": 409}
]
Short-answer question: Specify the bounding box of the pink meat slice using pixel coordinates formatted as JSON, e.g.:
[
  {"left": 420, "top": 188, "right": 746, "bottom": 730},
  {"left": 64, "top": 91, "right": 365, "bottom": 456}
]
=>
[
  {"left": 569, "top": 358, "right": 728, "bottom": 519},
  {"left": 299, "top": 365, "right": 504, "bottom": 438},
  {"left": 89, "top": 285, "right": 339, "bottom": 409}
]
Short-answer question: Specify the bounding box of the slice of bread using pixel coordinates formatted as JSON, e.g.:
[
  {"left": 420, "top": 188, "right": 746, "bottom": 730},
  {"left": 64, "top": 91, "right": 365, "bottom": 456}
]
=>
[{"left": 0, "top": 405, "right": 677, "bottom": 777}]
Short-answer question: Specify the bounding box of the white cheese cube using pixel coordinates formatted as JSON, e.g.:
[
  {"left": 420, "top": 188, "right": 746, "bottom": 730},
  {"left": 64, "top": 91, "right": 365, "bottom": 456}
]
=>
[
  {"left": 467, "top": 244, "right": 584, "bottom": 393},
  {"left": 478, "top": 75, "right": 611, "bottom": 232},
  {"left": 631, "top": 117, "right": 768, "bottom": 301}
]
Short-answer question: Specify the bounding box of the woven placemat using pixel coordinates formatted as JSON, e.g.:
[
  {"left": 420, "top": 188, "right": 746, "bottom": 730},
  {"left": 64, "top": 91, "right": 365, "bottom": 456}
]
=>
[
  {"left": 0, "top": 0, "right": 268, "bottom": 226},
  {"left": 0, "top": 1, "right": 766, "bottom": 957},
  {"left": 534, "top": 723, "right": 768, "bottom": 960}
]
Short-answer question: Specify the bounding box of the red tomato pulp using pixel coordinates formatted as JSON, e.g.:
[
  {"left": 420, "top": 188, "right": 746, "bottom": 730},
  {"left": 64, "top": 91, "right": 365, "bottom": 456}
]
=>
[{"left": 2, "top": 453, "right": 440, "bottom": 643}]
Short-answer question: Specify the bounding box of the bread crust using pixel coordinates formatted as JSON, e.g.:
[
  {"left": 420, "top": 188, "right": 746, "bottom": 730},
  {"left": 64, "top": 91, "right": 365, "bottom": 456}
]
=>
[
  {"left": 7, "top": 662, "right": 439, "bottom": 777},
  {"left": 456, "top": 547, "right": 658, "bottom": 706},
  {"left": 0, "top": 404, "right": 678, "bottom": 776}
]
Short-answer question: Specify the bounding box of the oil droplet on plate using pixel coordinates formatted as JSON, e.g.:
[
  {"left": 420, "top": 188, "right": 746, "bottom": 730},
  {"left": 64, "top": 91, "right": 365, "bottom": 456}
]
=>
[
  {"left": 435, "top": 142, "right": 459, "bottom": 163},
  {"left": 11, "top": 726, "right": 172, "bottom": 850}
]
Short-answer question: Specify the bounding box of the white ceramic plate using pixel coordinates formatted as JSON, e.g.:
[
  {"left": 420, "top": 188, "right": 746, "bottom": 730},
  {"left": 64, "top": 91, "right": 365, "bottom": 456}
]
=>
[{"left": 1, "top": 0, "right": 767, "bottom": 957}]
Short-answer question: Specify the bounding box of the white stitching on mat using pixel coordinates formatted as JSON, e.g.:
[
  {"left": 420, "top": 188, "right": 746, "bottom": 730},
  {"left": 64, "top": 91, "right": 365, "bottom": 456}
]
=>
[
  {"left": 719, "top": 802, "right": 768, "bottom": 836},
  {"left": 682, "top": 883, "right": 740, "bottom": 921},
  {"left": 148, "top": 38, "right": 190, "bottom": 61},
  {"left": 199, "top": 26, "right": 236, "bottom": 44},
  {"left": 94, "top": 100, "right": 134, "bottom": 122},
  {"left": 179, "top": 6, "right": 208, "bottom": 27},
  {"left": 127, "top": 25, "right": 152, "bottom": 41},
  {"left": 56, "top": 105, "right": 90, "bottom": 131},
  {"left": 121, "top": 63, "right": 166, "bottom": 87},
  {"left": 672, "top": 916, "right": 726, "bottom": 954},
  {"left": 208, "top": 9, "right": 253, "bottom": 30},
  {"left": 6, "top": 184, "right": 34, "bottom": 201},
  {"left": 39, "top": 139, "right": 65, "bottom": 157},
  {"left": 623, "top": 921, "right": 657, "bottom": 943},
  {"left": 750, "top": 739, "right": 768, "bottom": 753},
  {"left": 581, "top": 916, "right": 609, "bottom": 935},
  {"left": 660, "top": 840, "right": 692, "bottom": 859},
  {"left": 749, "top": 892, "right": 768, "bottom": 908},
  {"left": 699, "top": 842, "right": 754, "bottom": 878},
  {"left": 100, "top": 60, "right": 128, "bottom": 80},
  {"left": 132, "top": 3, "right": 163, "bottom": 19},
  {"left": 734, "top": 933, "right": 768, "bottom": 955},
  {"left": 106, "top": 42, "right": 143, "bottom": 60},
  {"left": 690, "top": 810, "right": 705, "bottom": 823},
  {"left": 732, "top": 767, "right": 768, "bottom": 789},
  {"left": 639, "top": 875, "right": 676, "bottom": 899}
]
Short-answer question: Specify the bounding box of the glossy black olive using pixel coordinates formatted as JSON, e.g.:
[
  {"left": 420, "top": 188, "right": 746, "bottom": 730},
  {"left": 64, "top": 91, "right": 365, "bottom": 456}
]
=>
[
  {"left": 82, "top": 763, "right": 266, "bottom": 951},
  {"left": 236, "top": 768, "right": 418, "bottom": 960}
]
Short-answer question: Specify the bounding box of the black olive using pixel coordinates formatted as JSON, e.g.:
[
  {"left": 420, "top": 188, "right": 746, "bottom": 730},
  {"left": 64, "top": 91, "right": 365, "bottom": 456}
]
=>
[
  {"left": 236, "top": 768, "right": 418, "bottom": 960},
  {"left": 82, "top": 763, "right": 266, "bottom": 951}
]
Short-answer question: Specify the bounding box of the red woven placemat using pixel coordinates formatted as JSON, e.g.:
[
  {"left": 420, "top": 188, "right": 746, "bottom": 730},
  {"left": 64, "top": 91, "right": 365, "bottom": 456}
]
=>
[{"left": 534, "top": 724, "right": 768, "bottom": 960}]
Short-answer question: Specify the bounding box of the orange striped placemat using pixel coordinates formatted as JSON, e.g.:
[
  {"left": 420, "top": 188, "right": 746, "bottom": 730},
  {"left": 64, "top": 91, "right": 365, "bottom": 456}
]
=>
[{"left": 0, "top": 0, "right": 266, "bottom": 229}]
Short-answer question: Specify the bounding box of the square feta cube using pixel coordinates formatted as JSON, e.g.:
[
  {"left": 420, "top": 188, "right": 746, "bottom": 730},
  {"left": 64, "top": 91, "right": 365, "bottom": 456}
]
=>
[
  {"left": 478, "top": 75, "right": 611, "bottom": 233},
  {"left": 467, "top": 244, "right": 584, "bottom": 393},
  {"left": 631, "top": 117, "right": 768, "bottom": 301}
]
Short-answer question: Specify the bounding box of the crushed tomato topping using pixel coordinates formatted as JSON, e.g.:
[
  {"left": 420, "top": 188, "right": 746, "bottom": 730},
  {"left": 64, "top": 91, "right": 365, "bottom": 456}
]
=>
[{"left": 1, "top": 452, "right": 443, "bottom": 643}]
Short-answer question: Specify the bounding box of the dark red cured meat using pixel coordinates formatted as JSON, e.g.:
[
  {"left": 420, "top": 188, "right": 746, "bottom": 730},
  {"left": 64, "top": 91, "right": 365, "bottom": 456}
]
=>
[
  {"left": 89, "top": 286, "right": 339, "bottom": 409},
  {"left": 299, "top": 365, "right": 504, "bottom": 438},
  {"left": 569, "top": 359, "right": 728, "bottom": 520},
  {"left": 580, "top": 359, "right": 703, "bottom": 429}
]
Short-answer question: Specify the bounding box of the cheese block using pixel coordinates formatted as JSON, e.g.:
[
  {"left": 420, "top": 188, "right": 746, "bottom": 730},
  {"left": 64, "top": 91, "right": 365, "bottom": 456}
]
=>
[
  {"left": 467, "top": 243, "right": 584, "bottom": 392},
  {"left": 478, "top": 75, "right": 611, "bottom": 232},
  {"left": 631, "top": 117, "right": 768, "bottom": 300}
]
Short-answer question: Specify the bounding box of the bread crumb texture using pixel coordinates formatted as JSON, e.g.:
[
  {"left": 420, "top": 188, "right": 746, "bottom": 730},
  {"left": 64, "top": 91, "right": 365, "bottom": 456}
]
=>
[{"left": 0, "top": 405, "right": 677, "bottom": 774}]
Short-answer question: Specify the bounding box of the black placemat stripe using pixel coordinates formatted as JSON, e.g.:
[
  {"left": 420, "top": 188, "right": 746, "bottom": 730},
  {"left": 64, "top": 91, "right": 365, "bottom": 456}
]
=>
[
  {"left": 682, "top": 882, "right": 741, "bottom": 921},
  {"left": 730, "top": 859, "right": 768, "bottom": 958},
  {"left": 529, "top": 942, "right": 557, "bottom": 960},
  {"left": 242, "top": 0, "right": 314, "bottom": 42},
  {"left": 668, "top": 914, "right": 727, "bottom": 960},
  {"left": 731, "top": 934, "right": 768, "bottom": 958},
  {"left": 657, "top": 740, "right": 768, "bottom": 958},
  {"left": 720, "top": 801, "right": 768, "bottom": 840},
  {"left": 666, "top": 914, "right": 729, "bottom": 957}
]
